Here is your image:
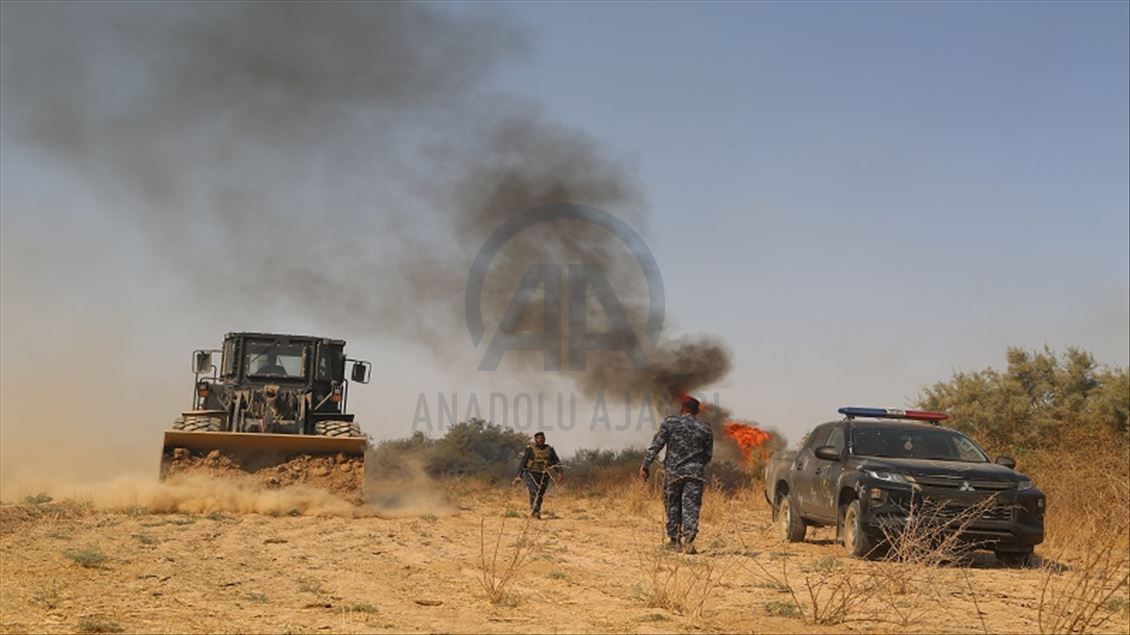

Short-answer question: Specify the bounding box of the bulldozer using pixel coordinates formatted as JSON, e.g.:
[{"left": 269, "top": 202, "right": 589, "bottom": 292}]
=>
[{"left": 160, "top": 332, "right": 371, "bottom": 493}]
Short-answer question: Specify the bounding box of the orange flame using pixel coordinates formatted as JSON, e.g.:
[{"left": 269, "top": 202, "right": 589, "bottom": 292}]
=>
[{"left": 724, "top": 421, "right": 771, "bottom": 464}]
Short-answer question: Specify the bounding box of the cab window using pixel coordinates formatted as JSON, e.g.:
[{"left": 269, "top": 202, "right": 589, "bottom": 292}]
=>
[
  {"left": 222, "top": 340, "right": 236, "bottom": 376},
  {"left": 316, "top": 346, "right": 343, "bottom": 382},
  {"left": 826, "top": 426, "right": 845, "bottom": 453},
  {"left": 245, "top": 341, "right": 306, "bottom": 379},
  {"left": 806, "top": 425, "right": 832, "bottom": 452}
]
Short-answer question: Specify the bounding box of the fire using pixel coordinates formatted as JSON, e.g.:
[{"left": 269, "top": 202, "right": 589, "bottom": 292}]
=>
[{"left": 724, "top": 421, "right": 771, "bottom": 464}]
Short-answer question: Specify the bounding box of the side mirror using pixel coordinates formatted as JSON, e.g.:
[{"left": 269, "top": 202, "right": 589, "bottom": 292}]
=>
[
  {"left": 814, "top": 445, "right": 841, "bottom": 461},
  {"left": 194, "top": 351, "right": 213, "bottom": 374},
  {"left": 351, "top": 362, "right": 369, "bottom": 384},
  {"left": 995, "top": 455, "right": 1017, "bottom": 469}
]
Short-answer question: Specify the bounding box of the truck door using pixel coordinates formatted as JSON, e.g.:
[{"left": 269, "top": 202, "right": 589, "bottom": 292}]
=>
[
  {"left": 810, "top": 423, "right": 847, "bottom": 522},
  {"left": 793, "top": 424, "right": 832, "bottom": 519}
]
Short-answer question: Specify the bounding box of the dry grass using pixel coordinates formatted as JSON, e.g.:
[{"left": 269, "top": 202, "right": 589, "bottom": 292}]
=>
[
  {"left": 748, "top": 550, "right": 875, "bottom": 626},
  {"left": 1019, "top": 436, "right": 1130, "bottom": 633},
  {"left": 1038, "top": 520, "right": 1130, "bottom": 634},
  {"left": 742, "top": 493, "right": 1011, "bottom": 628},
  {"left": 617, "top": 478, "right": 660, "bottom": 517},
  {"left": 477, "top": 517, "right": 542, "bottom": 605},
  {"left": 879, "top": 495, "right": 999, "bottom": 569},
  {"left": 866, "top": 496, "right": 1001, "bottom": 629},
  {"left": 697, "top": 477, "right": 729, "bottom": 525},
  {"left": 637, "top": 541, "right": 732, "bottom": 619},
  {"left": 62, "top": 544, "right": 108, "bottom": 569},
  {"left": 76, "top": 617, "right": 124, "bottom": 633},
  {"left": 1021, "top": 433, "right": 1129, "bottom": 553}
]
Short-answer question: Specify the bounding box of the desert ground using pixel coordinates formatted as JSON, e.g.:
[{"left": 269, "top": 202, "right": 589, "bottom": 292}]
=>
[{"left": 2, "top": 476, "right": 1128, "bottom": 635}]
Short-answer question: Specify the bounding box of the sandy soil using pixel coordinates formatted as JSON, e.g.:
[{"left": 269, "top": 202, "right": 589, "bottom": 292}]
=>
[{"left": 1, "top": 479, "right": 1127, "bottom": 634}]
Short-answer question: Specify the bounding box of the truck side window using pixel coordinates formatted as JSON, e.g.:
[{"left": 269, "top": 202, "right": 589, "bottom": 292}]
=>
[
  {"left": 826, "top": 426, "right": 845, "bottom": 453},
  {"left": 806, "top": 425, "right": 831, "bottom": 452}
]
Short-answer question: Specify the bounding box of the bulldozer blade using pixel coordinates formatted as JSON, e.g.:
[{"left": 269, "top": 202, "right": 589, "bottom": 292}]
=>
[{"left": 160, "top": 431, "right": 366, "bottom": 481}]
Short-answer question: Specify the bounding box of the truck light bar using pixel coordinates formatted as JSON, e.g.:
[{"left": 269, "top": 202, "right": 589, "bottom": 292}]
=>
[{"left": 838, "top": 407, "right": 949, "bottom": 422}]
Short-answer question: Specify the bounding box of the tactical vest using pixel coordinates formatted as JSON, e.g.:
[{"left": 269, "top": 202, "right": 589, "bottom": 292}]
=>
[{"left": 525, "top": 444, "right": 553, "bottom": 473}]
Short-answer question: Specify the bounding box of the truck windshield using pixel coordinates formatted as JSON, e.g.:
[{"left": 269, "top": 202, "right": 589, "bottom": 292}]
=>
[
  {"left": 246, "top": 341, "right": 306, "bottom": 379},
  {"left": 851, "top": 426, "right": 989, "bottom": 463}
]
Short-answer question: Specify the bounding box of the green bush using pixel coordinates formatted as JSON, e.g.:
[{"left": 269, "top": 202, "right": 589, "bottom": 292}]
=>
[
  {"left": 428, "top": 418, "right": 528, "bottom": 482},
  {"left": 369, "top": 419, "right": 528, "bottom": 483},
  {"left": 918, "top": 347, "right": 1128, "bottom": 454}
]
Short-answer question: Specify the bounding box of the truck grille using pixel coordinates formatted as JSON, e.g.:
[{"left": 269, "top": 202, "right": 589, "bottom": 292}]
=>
[
  {"left": 913, "top": 497, "right": 1015, "bottom": 522},
  {"left": 912, "top": 475, "right": 1016, "bottom": 491},
  {"left": 929, "top": 502, "right": 1014, "bottom": 521}
]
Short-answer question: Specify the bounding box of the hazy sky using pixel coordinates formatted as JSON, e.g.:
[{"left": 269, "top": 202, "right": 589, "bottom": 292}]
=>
[{"left": 1, "top": 1, "right": 1127, "bottom": 481}]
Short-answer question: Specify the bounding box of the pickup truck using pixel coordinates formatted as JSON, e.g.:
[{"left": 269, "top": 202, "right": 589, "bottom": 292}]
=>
[{"left": 764, "top": 407, "right": 1045, "bottom": 565}]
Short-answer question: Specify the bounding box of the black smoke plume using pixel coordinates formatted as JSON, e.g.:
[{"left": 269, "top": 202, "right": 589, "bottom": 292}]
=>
[{"left": 0, "top": 2, "right": 730, "bottom": 405}]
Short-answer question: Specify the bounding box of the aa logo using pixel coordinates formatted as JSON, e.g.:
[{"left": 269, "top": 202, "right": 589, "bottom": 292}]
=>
[{"left": 465, "top": 203, "right": 665, "bottom": 372}]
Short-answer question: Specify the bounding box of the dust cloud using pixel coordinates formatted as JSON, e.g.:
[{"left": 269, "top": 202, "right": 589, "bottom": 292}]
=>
[{"left": 1, "top": 470, "right": 454, "bottom": 519}]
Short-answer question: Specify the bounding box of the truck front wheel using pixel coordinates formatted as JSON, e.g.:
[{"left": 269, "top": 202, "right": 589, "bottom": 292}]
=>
[
  {"left": 777, "top": 491, "right": 806, "bottom": 543},
  {"left": 995, "top": 549, "right": 1034, "bottom": 568},
  {"left": 842, "top": 499, "right": 878, "bottom": 558}
]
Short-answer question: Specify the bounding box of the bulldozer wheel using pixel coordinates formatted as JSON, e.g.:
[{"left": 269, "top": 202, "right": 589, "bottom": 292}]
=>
[
  {"left": 314, "top": 420, "right": 362, "bottom": 437},
  {"left": 173, "top": 414, "right": 224, "bottom": 432}
]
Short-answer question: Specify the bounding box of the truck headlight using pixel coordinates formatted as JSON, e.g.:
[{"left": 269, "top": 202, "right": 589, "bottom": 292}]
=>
[
  {"left": 1017, "top": 479, "right": 1033, "bottom": 491},
  {"left": 864, "top": 470, "right": 912, "bottom": 486}
]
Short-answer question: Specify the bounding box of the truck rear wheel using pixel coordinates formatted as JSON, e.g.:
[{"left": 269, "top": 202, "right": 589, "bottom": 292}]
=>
[
  {"left": 172, "top": 414, "right": 224, "bottom": 432},
  {"left": 777, "top": 491, "right": 806, "bottom": 543},
  {"left": 314, "top": 420, "right": 363, "bottom": 438}
]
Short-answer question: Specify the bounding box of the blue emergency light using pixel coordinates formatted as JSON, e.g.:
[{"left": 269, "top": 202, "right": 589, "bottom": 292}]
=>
[{"left": 838, "top": 407, "right": 949, "bottom": 423}]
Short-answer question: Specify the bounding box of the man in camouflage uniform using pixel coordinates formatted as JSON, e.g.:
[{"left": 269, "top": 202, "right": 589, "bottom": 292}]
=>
[
  {"left": 512, "top": 432, "right": 562, "bottom": 519},
  {"left": 639, "top": 396, "right": 713, "bottom": 553}
]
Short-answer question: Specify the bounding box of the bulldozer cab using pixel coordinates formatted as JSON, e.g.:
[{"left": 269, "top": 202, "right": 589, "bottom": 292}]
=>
[
  {"left": 197, "top": 333, "right": 370, "bottom": 414},
  {"left": 220, "top": 333, "right": 344, "bottom": 382},
  {"left": 163, "top": 332, "right": 371, "bottom": 492}
]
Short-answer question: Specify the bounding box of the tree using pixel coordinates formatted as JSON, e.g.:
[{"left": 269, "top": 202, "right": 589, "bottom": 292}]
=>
[
  {"left": 427, "top": 418, "right": 530, "bottom": 482},
  {"left": 917, "top": 347, "right": 1128, "bottom": 454}
]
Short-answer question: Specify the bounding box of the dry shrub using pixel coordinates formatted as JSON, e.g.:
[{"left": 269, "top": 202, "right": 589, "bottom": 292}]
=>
[
  {"left": 697, "top": 478, "right": 730, "bottom": 525},
  {"left": 63, "top": 544, "right": 108, "bottom": 569},
  {"left": 0, "top": 500, "right": 92, "bottom": 534},
  {"left": 742, "top": 513, "right": 873, "bottom": 629},
  {"left": 869, "top": 495, "right": 999, "bottom": 628},
  {"left": 612, "top": 477, "right": 661, "bottom": 517},
  {"left": 77, "top": 617, "right": 124, "bottom": 634},
  {"left": 477, "top": 517, "right": 542, "bottom": 605},
  {"left": 743, "top": 496, "right": 1001, "bottom": 629},
  {"left": 1020, "top": 433, "right": 1130, "bottom": 553},
  {"left": 881, "top": 495, "right": 1000, "bottom": 569},
  {"left": 748, "top": 551, "right": 873, "bottom": 626},
  {"left": 638, "top": 543, "right": 730, "bottom": 619},
  {"left": 1021, "top": 431, "right": 1130, "bottom": 633},
  {"left": 1038, "top": 516, "right": 1130, "bottom": 634}
]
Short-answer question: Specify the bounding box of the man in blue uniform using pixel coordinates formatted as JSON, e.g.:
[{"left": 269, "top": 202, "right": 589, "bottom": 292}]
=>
[
  {"left": 639, "top": 396, "right": 713, "bottom": 553},
  {"left": 513, "top": 432, "right": 562, "bottom": 519}
]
